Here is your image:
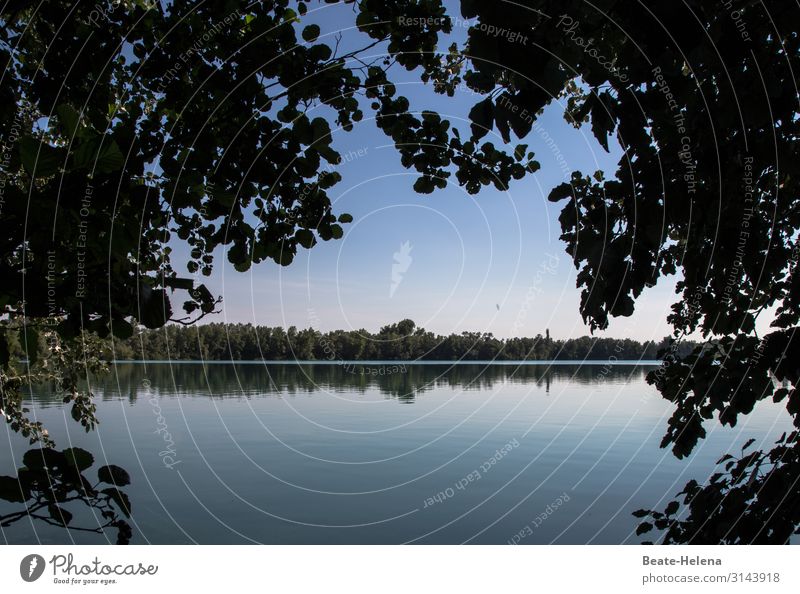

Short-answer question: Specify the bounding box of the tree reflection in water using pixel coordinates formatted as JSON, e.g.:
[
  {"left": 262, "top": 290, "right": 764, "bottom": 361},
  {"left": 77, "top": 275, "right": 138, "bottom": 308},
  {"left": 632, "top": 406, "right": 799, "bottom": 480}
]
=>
[{"left": 0, "top": 447, "right": 132, "bottom": 544}]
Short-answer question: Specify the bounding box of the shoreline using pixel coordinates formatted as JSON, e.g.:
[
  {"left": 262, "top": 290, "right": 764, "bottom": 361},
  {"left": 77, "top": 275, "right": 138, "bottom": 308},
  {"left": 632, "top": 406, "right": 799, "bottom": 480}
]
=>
[{"left": 109, "top": 359, "right": 662, "bottom": 365}]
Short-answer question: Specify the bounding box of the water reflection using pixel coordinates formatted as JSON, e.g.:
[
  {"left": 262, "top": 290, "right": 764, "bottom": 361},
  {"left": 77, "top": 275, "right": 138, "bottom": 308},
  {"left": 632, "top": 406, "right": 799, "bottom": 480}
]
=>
[
  {"left": 0, "top": 448, "right": 132, "bottom": 544},
  {"left": 39, "top": 361, "right": 657, "bottom": 405},
  {"left": 12, "top": 362, "right": 769, "bottom": 545}
]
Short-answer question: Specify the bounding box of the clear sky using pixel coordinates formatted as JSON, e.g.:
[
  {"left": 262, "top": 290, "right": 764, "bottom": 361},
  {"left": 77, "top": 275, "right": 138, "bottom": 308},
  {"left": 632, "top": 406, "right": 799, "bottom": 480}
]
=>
[{"left": 196, "top": 1, "right": 684, "bottom": 342}]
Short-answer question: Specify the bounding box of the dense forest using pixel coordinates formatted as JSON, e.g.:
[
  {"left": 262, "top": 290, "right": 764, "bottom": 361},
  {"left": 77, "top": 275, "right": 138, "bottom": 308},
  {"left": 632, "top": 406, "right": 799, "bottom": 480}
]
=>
[{"left": 111, "top": 319, "right": 698, "bottom": 362}]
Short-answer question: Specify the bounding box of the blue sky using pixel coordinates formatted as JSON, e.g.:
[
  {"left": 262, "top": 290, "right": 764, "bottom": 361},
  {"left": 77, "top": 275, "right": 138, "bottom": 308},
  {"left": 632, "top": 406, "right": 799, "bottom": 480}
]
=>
[{"left": 196, "top": 1, "right": 683, "bottom": 341}]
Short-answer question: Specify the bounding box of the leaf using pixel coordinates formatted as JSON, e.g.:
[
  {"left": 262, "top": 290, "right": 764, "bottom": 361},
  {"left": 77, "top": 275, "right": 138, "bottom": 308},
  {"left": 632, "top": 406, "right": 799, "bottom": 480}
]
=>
[
  {"left": 116, "top": 520, "right": 133, "bottom": 545},
  {"left": 664, "top": 501, "right": 680, "bottom": 516},
  {"left": 227, "top": 241, "right": 251, "bottom": 271},
  {"left": 413, "top": 177, "right": 436, "bottom": 194},
  {"left": 310, "top": 117, "right": 332, "bottom": 146},
  {"left": 16, "top": 468, "right": 48, "bottom": 491},
  {"left": 277, "top": 105, "right": 299, "bottom": 123},
  {"left": 636, "top": 522, "right": 653, "bottom": 535},
  {"left": 590, "top": 93, "right": 615, "bottom": 151},
  {"left": 548, "top": 181, "right": 576, "bottom": 202},
  {"left": 98, "top": 465, "right": 131, "bottom": 486},
  {"left": 355, "top": 10, "right": 375, "bottom": 31},
  {"left": 491, "top": 92, "right": 533, "bottom": 141},
  {"left": 338, "top": 213, "right": 353, "bottom": 224},
  {"left": 632, "top": 509, "right": 649, "bottom": 518},
  {"left": 0, "top": 476, "right": 30, "bottom": 503},
  {"left": 101, "top": 487, "right": 131, "bottom": 517},
  {"left": 276, "top": 249, "right": 294, "bottom": 266},
  {"left": 283, "top": 8, "right": 298, "bottom": 23},
  {"left": 63, "top": 447, "right": 94, "bottom": 471},
  {"left": 56, "top": 103, "right": 81, "bottom": 137},
  {"left": 295, "top": 229, "right": 316, "bottom": 249},
  {"left": 318, "top": 171, "right": 341, "bottom": 189},
  {"left": 741, "top": 438, "right": 756, "bottom": 451},
  {"left": 23, "top": 448, "right": 65, "bottom": 470},
  {"left": 95, "top": 140, "right": 125, "bottom": 173},
  {"left": 302, "top": 24, "right": 320, "bottom": 42},
  {"left": 19, "top": 136, "right": 63, "bottom": 177},
  {"left": 317, "top": 145, "right": 340, "bottom": 165},
  {"left": 469, "top": 97, "right": 494, "bottom": 140},
  {"left": 72, "top": 137, "right": 124, "bottom": 173}
]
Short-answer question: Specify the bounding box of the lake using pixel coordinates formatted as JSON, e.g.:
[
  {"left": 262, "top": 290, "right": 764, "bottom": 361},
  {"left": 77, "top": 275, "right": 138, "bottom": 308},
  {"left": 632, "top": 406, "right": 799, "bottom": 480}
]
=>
[{"left": 0, "top": 362, "right": 791, "bottom": 544}]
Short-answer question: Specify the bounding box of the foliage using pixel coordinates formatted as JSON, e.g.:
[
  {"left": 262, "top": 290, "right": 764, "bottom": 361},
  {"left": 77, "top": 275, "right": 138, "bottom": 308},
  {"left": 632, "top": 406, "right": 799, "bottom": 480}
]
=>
[
  {"left": 1, "top": 320, "right": 108, "bottom": 446},
  {"left": 0, "top": 321, "right": 126, "bottom": 541},
  {"left": 0, "top": 447, "right": 132, "bottom": 545},
  {"left": 0, "top": 0, "right": 534, "bottom": 446},
  {"left": 3, "top": 0, "right": 799, "bottom": 543},
  {"left": 0, "top": 0, "right": 511, "bottom": 341},
  {"left": 634, "top": 431, "right": 800, "bottom": 544},
  {"left": 441, "top": 0, "right": 800, "bottom": 542},
  {"left": 118, "top": 320, "right": 695, "bottom": 362}
]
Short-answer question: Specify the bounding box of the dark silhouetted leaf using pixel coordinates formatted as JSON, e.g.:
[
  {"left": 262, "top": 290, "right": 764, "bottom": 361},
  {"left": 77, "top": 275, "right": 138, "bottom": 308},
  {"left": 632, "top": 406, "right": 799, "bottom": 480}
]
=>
[
  {"left": 302, "top": 24, "right": 320, "bottom": 42},
  {"left": 0, "top": 476, "right": 30, "bottom": 503},
  {"left": 469, "top": 97, "right": 494, "bottom": 140},
  {"left": 23, "top": 448, "right": 65, "bottom": 471},
  {"left": 63, "top": 448, "right": 94, "bottom": 471},
  {"left": 98, "top": 465, "right": 131, "bottom": 486}
]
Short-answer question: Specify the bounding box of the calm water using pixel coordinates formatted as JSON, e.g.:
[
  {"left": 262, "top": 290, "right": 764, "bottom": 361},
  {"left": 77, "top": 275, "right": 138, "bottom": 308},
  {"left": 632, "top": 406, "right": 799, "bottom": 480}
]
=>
[{"left": 0, "top": 362, "right": 791, "bottom": 544}]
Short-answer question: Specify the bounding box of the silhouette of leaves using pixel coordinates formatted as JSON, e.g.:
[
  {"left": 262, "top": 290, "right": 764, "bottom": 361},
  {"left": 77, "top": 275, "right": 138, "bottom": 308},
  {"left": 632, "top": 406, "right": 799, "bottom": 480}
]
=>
[{"left": 0, "top": 448, "right": 133, "bottom": 544}]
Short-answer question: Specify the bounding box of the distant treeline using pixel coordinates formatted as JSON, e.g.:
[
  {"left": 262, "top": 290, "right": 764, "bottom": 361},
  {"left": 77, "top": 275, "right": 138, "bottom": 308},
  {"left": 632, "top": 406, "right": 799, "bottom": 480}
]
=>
[{"left": 113, "top": 320, "right": 698, "bottom": 362}]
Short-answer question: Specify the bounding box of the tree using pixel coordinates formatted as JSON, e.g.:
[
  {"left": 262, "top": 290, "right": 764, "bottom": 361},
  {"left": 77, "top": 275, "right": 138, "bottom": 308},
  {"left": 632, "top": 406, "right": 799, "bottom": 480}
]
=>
[
  {"left": 0, "top": 0, "right": 520, "bottom": 338},
  {"left": 439, "top": 0, "right": 799, "bottom": 542},
  {"left": 1, "top": 0, "right": 543, "bottom": 446},
  {"left": 122, "top": 321, "right": 675, "bottom": 361},
  {"left": 0, "top": 0, "right": 461, "bottom": 441},
  {"left": 2, "top": 0, "right": 799, "bottom": 544}
]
